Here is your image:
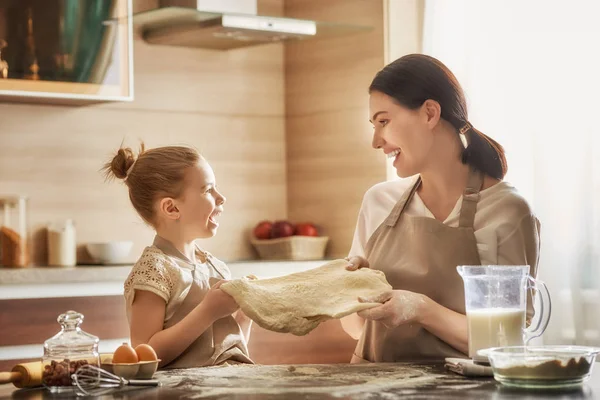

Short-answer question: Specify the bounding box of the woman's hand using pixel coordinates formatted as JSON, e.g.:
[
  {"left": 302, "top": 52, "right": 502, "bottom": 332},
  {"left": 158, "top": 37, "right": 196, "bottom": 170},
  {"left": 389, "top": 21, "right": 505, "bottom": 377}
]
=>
[
  {"left": 345, "top": 256, "right": 370, "bottom": 271},
  {"left": 357, "top": 290, "right": 427, "bottom": 328}
]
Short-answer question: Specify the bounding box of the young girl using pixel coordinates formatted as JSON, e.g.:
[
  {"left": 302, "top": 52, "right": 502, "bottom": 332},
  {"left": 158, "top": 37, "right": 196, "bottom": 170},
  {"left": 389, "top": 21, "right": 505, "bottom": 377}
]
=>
[{"left": 103, "top": 143, "right": 253, "bottom": 368}]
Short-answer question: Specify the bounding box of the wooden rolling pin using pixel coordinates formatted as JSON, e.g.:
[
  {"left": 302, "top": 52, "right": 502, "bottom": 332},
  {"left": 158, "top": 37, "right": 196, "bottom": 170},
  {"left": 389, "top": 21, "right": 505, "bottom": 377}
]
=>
[
  {"left": 0, "top": 354, "right": 113, "bottom": 388},
  {"left": 0, "top": 361, "right": 43, "bottom": 388}
]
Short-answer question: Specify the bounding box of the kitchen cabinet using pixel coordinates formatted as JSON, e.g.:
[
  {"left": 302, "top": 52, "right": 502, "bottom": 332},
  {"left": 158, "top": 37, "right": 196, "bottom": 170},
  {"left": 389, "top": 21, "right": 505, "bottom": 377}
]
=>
[
  {"left": 0, "top": 261, "right": 355, "bottom": 370},
  {"left": 0, "top": 0, "right": 133, "bottom": 105},
  {"left": 0, "top": 294, "right": 356, "bottom": 370}
]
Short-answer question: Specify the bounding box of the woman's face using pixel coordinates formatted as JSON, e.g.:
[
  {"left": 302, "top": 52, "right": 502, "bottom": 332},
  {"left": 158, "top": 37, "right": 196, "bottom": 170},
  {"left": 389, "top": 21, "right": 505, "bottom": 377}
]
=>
[{"left": 369, "top": 91, "right": 436, "bottom": 178}]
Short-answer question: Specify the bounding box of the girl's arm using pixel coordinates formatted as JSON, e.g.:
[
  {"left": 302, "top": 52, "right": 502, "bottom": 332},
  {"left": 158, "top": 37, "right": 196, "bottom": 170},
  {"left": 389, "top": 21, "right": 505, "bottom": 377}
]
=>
[
  {"left": 130, "top": 281, "right": 238, "bottom": 367},
  {"left": 340, "top": 314, "right": 365, "bottom": 340}
]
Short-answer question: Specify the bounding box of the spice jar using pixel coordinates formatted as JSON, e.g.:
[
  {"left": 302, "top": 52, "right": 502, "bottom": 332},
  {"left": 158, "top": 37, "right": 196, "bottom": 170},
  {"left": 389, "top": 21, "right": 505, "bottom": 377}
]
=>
[
  {"left": 0, "top": 195, "right": 30, "bottom": 268},
  {"left": 42, "top": 311, "right": 100, "bottom": 393}
]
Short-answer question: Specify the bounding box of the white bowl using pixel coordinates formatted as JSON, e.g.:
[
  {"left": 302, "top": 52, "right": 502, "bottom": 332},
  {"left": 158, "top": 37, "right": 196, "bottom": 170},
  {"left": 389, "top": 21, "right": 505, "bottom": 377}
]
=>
[{"left": 86, "top": 241, "right": 133, "bottom": 264}]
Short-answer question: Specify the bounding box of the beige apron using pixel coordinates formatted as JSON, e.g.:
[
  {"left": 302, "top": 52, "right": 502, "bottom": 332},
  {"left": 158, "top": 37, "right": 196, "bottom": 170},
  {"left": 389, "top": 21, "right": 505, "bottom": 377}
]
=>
[
  {"left": 352, "top": 168, "right": 484, "bottom": 363},
  {"left": 153, "top": 237, "right": 253, "bottom": 369}
]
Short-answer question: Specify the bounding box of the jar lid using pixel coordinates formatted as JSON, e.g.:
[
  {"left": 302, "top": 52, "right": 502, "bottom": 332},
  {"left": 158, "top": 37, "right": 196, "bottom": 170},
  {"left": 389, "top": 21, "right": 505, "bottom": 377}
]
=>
[
  {"left": 0, "top": 195, "right": 28, "bottom": 206},
  {"left": 43, "top": 310, "right": 99, "bottom": 353}
]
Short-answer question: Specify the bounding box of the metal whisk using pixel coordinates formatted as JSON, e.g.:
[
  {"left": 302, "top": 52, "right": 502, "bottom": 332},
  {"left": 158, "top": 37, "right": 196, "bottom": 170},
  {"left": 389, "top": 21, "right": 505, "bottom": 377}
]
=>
[{"left": 72, "top": 364, "right": 160, "bottom": 396}]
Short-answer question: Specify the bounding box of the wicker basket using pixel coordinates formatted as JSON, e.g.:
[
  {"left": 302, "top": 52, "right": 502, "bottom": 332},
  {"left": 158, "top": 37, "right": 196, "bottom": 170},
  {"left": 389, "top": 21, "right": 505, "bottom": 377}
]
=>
[{"left": 250, "top": 236, "right": 329, "bottom": 261}]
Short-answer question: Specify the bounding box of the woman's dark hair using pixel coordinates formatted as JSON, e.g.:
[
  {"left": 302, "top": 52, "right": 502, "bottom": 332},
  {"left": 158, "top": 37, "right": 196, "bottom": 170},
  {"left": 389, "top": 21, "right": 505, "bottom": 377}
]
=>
[{"left": 369, "top": 54, "right": 507, "bottom": 180}]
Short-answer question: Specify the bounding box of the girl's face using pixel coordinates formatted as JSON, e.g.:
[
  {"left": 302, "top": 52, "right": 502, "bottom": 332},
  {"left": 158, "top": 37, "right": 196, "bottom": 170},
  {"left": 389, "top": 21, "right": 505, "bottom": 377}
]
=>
[
  {"left": 369, "top": 91, "right": 437, "bottom": 178},
  {"left": 176, "top": 159, "right": 226, "bottom": 239}
]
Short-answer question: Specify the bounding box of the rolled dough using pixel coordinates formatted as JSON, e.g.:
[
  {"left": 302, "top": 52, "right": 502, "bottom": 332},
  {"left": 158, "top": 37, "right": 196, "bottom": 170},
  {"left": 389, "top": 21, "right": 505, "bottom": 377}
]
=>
[{"left": 221, "top": 259, "right": 392, "bottom": 336}]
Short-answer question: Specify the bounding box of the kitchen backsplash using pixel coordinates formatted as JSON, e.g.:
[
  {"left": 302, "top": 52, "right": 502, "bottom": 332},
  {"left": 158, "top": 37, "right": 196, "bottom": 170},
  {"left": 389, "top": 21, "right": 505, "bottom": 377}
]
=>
[
  {"left": 0, "top": 0, "right": 386, "bottom": 264},
  {"left": 0, "top": 1, "right": 287, "bottom": 264}
]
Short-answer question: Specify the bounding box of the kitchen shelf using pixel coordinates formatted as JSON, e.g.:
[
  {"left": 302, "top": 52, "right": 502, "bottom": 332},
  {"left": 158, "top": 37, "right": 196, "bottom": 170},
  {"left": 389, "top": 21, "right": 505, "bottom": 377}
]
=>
[
  {"left": 0, "top": 0, "right": 133, "bottom": 105},
  {"left": 0, "top": 77, "right": 132, "bottom": 105}
]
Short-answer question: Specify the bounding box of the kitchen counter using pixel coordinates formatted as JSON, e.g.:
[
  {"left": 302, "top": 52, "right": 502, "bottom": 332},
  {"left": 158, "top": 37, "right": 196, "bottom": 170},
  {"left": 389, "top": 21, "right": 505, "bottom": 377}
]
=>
[
  {"left": 0, "top": 260, "right": 327, "bottom": 300},
  {"left": 1, "top": 362, "right": 598, "bottom": 399},
  {"left": 0, "top": 260, "right": 338, "bottom": 368}
]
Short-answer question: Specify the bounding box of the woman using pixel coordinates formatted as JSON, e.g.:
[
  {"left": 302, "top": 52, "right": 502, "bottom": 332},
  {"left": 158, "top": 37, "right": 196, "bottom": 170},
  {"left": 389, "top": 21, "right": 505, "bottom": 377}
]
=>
[{"left": 341, "top": 54, "right": 540, "bottom": 362}]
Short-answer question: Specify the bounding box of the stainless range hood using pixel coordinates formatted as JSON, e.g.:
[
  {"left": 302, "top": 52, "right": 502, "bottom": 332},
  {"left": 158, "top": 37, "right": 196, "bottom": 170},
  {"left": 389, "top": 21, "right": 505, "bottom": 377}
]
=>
[{"left": 133, "top": 0, "right": 371, "bottom": 50}]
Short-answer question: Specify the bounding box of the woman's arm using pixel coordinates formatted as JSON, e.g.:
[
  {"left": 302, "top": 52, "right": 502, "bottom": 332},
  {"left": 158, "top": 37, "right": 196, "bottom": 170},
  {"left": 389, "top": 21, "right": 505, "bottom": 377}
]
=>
[
  {"left": 357, "top": 290, "right": 469, "bottom": 354},
  {"left": 497, "top": 214, "right": 541, "bottom": 323},
  {"left": 130, "top": 281, "right": 238, "bottom": 367},
  {"left": 357, "top": 213, "right": 541, "bottom": 354},
  {"left": 418, "top": 296, "right": 468, "bottom": 355},
  {"left": 421, "top": 214, "right": 541, "bottom": 351}
]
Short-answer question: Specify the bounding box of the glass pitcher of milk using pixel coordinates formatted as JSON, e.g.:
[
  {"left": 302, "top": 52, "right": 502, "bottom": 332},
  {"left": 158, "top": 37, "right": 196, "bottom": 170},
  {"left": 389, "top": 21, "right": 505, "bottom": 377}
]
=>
[{"left": 457, "top": 265, "right": 551, "bottom": 362}]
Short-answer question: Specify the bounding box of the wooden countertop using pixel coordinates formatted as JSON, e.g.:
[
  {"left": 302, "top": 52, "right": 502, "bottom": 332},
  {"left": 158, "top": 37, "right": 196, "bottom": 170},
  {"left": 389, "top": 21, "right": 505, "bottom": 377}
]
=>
[{"left": 2, "top": 362, "right": 598, "bottom": 399}]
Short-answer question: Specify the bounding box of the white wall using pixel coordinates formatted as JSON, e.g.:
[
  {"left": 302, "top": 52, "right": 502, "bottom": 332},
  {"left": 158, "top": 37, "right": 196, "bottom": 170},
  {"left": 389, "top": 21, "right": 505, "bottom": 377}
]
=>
[{"left": 420, "top": 0, "right": 600, "bottom": 346}]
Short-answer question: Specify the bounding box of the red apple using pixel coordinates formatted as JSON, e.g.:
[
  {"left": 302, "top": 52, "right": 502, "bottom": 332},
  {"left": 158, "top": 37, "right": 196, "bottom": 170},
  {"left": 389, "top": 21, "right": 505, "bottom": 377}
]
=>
[
  {"left": 271, "top": 220, "right": 295, "bottom": 238},
  {"left": 253, "top": 221, "right": 273, "bottom": 240},
  {"left": 295, "top": 223, "right": 319, "bottom": 237}
]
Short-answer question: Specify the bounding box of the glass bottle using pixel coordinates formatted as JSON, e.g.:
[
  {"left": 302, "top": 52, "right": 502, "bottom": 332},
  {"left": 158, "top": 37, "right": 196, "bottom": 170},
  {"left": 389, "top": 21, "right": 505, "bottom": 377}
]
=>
[
  {"left": 42, "top": 311, "right": 100, "bottom": 393},
  {"left": 0, "top": 39, "right": 8, "bottom": 79},
  {"left": 23, "top": 6, "right": 40, "bottom": 81}
]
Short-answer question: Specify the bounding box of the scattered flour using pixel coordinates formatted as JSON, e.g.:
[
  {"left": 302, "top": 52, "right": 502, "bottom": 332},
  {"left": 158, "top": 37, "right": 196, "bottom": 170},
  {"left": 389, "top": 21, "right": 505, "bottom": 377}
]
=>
[{"left": 155, "top": 363, "right": 465, "bottom": 399}]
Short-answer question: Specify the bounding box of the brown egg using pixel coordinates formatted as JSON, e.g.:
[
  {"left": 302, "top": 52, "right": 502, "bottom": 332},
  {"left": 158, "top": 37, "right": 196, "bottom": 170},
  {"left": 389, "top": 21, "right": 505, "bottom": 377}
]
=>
[
  {"left": 135, "top": 344, "right": 158, "bottom": 362},
  {"left": 112, "top": 342, "right": 139, "bottom": 364}
]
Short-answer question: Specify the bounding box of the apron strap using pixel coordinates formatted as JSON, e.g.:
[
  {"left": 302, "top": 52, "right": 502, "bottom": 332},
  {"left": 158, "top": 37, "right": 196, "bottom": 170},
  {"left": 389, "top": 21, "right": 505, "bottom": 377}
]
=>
[
  {"left": 458, "top": 168, "right": 484, "bottom": 228},
  {"left": 194, "top": 245, "right": 228, "bottom": 280},
  {"left": 384, "top": 176, "right": 421, "bottom": 227}
]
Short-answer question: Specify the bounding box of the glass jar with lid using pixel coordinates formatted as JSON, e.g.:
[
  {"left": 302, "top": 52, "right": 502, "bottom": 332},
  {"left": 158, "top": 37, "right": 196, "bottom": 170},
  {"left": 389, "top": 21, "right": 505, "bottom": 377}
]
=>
[
  {"left": 42, "top": 310, "right": 100, "bottom": 392},
  {"left": 0, "top": 195, "right": 30, "bottom": 268}
]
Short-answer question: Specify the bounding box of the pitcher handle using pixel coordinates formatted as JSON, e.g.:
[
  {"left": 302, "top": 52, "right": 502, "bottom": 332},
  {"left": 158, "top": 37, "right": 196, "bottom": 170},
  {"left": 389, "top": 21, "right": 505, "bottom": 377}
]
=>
[{"left": 524, "top": 276, "right": 552, "bottom": 345}]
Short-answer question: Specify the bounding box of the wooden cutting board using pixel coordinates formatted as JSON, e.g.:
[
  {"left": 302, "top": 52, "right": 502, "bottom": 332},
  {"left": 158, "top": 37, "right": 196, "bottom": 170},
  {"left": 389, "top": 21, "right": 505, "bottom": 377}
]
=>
[{"left": 155, "top": 363, "right": 483, "bottom": 398}]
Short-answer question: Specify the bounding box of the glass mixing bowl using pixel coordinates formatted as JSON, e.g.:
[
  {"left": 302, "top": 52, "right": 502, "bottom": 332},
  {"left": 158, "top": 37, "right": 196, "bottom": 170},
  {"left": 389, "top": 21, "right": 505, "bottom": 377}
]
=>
[{"left": 485, "top": 346, "right": 599, "bottom": 389}]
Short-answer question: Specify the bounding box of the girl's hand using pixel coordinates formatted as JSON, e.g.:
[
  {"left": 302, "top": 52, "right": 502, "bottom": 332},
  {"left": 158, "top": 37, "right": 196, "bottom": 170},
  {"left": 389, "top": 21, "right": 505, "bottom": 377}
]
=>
[{"left": 202, "top": 280, "right": 239, "bottom": 321}]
